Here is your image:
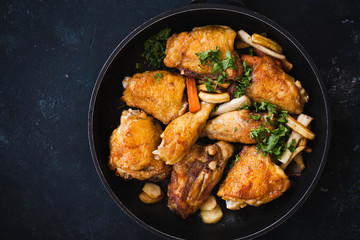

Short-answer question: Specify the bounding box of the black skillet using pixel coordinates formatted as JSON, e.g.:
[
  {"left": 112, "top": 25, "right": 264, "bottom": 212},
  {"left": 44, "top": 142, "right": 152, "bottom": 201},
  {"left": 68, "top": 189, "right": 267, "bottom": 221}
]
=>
[{"left": 88, "top": 3, "right": 331, "bottom": 240}]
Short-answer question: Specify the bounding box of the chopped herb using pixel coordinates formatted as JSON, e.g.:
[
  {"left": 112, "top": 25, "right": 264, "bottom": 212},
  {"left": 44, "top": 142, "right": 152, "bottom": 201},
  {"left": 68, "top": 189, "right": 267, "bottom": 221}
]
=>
[
  {"left": 234, "top": 60, "right": 252, "bottom": 98},
  {"left": 221, "top": 51, "right": 235, "bottom": 70},
  {"left": 236, "top": 102, "right": 249, "bottom": 110},
  {"left": 287, "top": 139, "right": 296, "bottom": 153},
  {"left": 250, "top": 115, "right": 261, "bottom": 120},
  {"left": 137, "top": 27, "right": 171, "bottom": 69},
  {"left": 195, "top": 46, "right": 222, "bottom": 65},
  {"left": 248, "top": 47, "right": 254, "bottom": 56},
  {"left": 135, "top": 63, "right": 143, "bottom": 69},
  {"left": 211, "top": 62, "right": 223, "bottom": 74},
  {"left": 235, "top": 154, "right": 240, "bottom": 161},
  {"left": 277, "top": 111, "right": 288, "bottom": 123},
  {"left": 154, "top": 72, "right": 163, "bottom": 83},
  {"left": 234, "top": 127, "right": 238, "bottom": 132},
  {"left": 204, "top": 77, "right": 215, "bottom": 92},
  {"left": 196, "top": 47, "right": 235, "bottom": 87},
  {"left": 250, "top": 125, "right": 270, "bottom": 141},
  {"left": 249, "top": 101, "right": 292, "bottom": 159}
]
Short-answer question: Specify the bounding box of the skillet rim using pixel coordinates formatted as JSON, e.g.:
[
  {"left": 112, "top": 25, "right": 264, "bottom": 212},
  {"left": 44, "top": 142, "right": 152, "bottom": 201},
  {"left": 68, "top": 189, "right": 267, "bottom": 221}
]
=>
[{"left": 88, "top": 3, "right": 331, "bottom": 240}]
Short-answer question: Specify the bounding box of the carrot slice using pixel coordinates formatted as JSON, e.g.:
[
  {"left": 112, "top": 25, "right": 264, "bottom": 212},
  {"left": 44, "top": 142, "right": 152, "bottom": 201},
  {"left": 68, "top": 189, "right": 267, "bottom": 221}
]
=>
[{"left": 186, "top": 77, "right": 201, "bottom": 112}]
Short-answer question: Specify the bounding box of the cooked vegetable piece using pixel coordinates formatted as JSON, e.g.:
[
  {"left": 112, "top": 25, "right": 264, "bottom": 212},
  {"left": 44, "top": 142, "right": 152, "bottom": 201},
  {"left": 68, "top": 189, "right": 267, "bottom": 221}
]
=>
[
  {"left": 200, "top": 204, "right": 223, "bottom": 224},
  {"left": 279, "top": 114, "right": 313, "bottom": 166},
  {"left": 199, "top": 195, "right": 217, "bottom": 211},
  {"left": 139, "top": 191, "right": 164, "bottom": 204},
  {"left": 197, "top": 79, "right": 231, "bottom": 89},
  {"left": 294, "top": 153, "right": 306, "bottom": 171},
  {"left": 210, "top": 95, "right": 251, "bottom": 117},
  {"left": 198, "top": 91, "right": 230, "bottom": 103},
  {"left": 286, "top": 115, "right": 315, "bottom": 140},
  {"left": 251, "top": 33, "right": 283, "bottom": 53},
  {"left": 142, "top": 183, "right": 162, "bottom": 199},
  {"left": 238, "top": 30, "right": 286, "bottom": 60},
  {"left": 186, "top": 77, "right": 201, "bottom": 112},
  {"left": 235, "top": 40, "right": 250, "bottom": 49},
  {"left": 225, "top": 200, "right": 244, "bottom": 210},
  {"left": 281, "top": 58, "right": 293, "bottom": 72}
]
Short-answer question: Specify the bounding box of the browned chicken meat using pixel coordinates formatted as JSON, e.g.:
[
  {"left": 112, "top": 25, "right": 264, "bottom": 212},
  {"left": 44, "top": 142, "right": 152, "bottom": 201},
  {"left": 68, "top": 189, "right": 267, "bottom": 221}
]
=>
[
  {"left": 241, "top": 55, "right": 307, "bottom": 114},
  {"left": 121, "top": 70, "right": 187, "bottom": 124},
  {"left": 217, "top": 145, "right": 290, "bottom": 209},
  {"left": 108, "top": 109, "right": 171, "bottom": 181},
  {"left": 164, "top": 25, "right": 243, "bottom": 81},
  {"left": 154, "top": 102, "right": 214, "bottom": 165},
  {"left": 168, "top": 141, "right": 234, "bottom": 218},
  {"left": 200, "top": 110, "right": 275, "bottom": 143}
]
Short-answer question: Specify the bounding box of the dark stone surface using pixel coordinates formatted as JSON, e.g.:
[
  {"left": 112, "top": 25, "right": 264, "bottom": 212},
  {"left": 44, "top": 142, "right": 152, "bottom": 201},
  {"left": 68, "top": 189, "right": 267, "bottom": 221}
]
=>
[{"left": 1, "top": 0, "right": 359, "bottom": 239}]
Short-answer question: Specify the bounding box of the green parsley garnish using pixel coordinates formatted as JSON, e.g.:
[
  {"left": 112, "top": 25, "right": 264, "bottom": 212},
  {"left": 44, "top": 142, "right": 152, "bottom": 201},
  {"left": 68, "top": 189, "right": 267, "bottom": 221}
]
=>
[
  {"left": 204, "top": 77, "right": 215, "bottom": 92},
  {"left": 137, "top": 27, "right": 171, "bottom": 69},
  {"left": 234, "top": 127, "right": 238, "bottom": 132},
  {"left": 250, "top": 101, "right": 292, "bottom": 160},
  {"left": 287, "top": 139, "right": 296, "bottom": 153},
  {"left": 250, "top": 125, "right": 270, "bottom": 141},
  {"left": 248, "top": 47, "right": 254, "bottom": 56},
  {"left": 196, "top": 47, "right": 235, "bottom": 89},
  {"left": 234, "top": 60, "right": 252, "bottom": 98},
  {"left": 154, "top": 72, "right": 163, "bottom": 83},
  {"left": 250, "top": 115, "right": 261, "bottom": 120},
  {"left": 228, "top": 154, "right": 240, "bottom": 169}
]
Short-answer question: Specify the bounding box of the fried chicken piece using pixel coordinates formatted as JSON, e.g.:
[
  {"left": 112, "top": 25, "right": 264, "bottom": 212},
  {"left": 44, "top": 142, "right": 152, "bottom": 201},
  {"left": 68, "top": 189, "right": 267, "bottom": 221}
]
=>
[
  {"left": 164, "top": 25, "right": 243, "bottom": 81},
  {"left": 241, "top": 55, "right": 307, "bottom": 114},
  {"left": 200, "top": 110, "right": 275, "bottom": 143},
  {"left": 217, "top": 145, "right": 290, "bottom": 209},
  {"left": 154, "top": 102, "right": 214, "bottom": 165},
  {"left": 121, "top": 70, "right": 187, "bottom": 124},
  {"left": 108, "top": 109, "right": 171, "bottom": 181},
  {"left": 168, "top": 141, "right": 234, "bottom": 218}
]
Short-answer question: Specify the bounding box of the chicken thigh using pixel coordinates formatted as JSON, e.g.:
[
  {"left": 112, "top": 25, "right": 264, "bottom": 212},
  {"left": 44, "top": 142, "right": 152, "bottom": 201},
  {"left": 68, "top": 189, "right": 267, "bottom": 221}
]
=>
[
  {"left": 168, "top": 141, "right": 234, "bottom": 218},
  {"left": 200, "top": 110, "right": 274, "bottom": 143},
  {"left": 154, "top": 102, "right": 214, "bottom": 165},
  {"left": 241, "top": 55, "right": 307, "bottom": 114},
  {"left": 108, "top": 109, "right": 171, "bottom": 181},
  {"left": 164, "top": 25, "right": 243, "bottom": 81},
  {"left": 217, "top": 145, "right": 290, "bottom": 209},
  {"left": 121, "top": 70, "right": 187, "bottom": 124}
]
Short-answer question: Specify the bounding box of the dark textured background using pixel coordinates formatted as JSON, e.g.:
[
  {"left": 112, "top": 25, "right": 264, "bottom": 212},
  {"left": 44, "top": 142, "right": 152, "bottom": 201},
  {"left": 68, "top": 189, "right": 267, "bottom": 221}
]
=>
[{"left": 1, "top": 0, "right": 359, "bottom": 239}]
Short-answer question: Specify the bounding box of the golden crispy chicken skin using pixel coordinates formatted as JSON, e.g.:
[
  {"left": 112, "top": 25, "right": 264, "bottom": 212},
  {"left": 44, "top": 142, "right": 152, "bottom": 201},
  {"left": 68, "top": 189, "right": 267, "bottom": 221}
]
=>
[
  {"left": 121, "top": 70, "right": 187, "bottom": 124},
  {"left": 217, "top": 145, "right": 290, "bottom": 209},
  {"left": 241, "top": 55, "right": 306, "bottom": 114},
  {"left": 108, "top": 109, "right": 171, "bottom": 181},
  {"left": 154, "top": 102, "right": 214, "bottom": 165},
  {"left": 200, "top": 110, "right": 275, "bottom": 143},
  {"left": 168, "top": 141, "right": 234, "bottom": 219},
  {"left": 164, "top": 25, "right": 243, "bottom": 81}
]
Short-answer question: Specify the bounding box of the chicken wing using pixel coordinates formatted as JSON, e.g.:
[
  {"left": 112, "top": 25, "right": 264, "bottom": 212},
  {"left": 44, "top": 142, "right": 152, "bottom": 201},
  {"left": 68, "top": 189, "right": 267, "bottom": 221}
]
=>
[
  {"left": 108, "top": 109, "right": 171, "bottom": 181},
  {"left": 241, "top": 55, "right": 307, "bottom": 114},
  {"left": 154, "top": 102, "right": 214, "bottom": 165},
  {"left": 164, "top": 25, "right": 243, "bottom": 81},
  {"left": 168, "top": 141, "right": 234, "bottom": 218},
  {"left": 121, "top": 70, "right": 187, "bottom": 124},
  {"left": 200, "top": 110, "right": 274, "bottom": 143},
  {"left": 217, "top": 145, "right": 290, "bottom": 209}
]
